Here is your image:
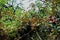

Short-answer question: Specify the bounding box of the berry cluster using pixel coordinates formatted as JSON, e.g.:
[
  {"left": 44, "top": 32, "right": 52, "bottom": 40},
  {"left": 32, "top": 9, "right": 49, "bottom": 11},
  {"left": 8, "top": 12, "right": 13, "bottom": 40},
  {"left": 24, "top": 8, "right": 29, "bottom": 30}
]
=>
[{"left": 47, "top": 16, "right": 57, "bottom": 25}]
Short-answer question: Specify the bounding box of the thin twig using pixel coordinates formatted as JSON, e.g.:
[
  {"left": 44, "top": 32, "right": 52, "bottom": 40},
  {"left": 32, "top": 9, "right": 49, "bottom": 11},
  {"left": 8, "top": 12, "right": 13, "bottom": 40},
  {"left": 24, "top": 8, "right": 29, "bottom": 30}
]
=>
[
  {"left": 31, "top": 37, "right": 34, "bottom": 40},
  {"left": 36, "top": 31, "right": 42, "bottom": 40}
]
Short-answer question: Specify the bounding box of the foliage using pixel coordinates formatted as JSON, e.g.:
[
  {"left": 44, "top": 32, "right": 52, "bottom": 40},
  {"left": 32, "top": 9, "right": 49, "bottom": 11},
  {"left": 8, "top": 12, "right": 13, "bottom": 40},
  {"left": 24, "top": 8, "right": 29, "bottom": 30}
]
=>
[{"left": 0, "top": 0, "right": 60, "bottom": 40}]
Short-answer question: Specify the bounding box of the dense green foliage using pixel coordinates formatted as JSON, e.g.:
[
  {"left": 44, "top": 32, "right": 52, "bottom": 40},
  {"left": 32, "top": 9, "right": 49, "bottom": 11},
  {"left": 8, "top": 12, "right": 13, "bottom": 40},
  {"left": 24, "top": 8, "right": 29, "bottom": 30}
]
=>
[{"left": 0, "top": 0, "right": 60, "bottom": 40}]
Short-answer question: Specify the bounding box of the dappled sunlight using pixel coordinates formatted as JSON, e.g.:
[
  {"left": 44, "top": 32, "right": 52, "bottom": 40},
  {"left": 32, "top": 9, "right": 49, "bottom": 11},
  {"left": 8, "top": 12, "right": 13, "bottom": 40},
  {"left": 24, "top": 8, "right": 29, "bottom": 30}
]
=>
[{"left": 0, "top": 0, "right": 60, "bottom": 40}]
